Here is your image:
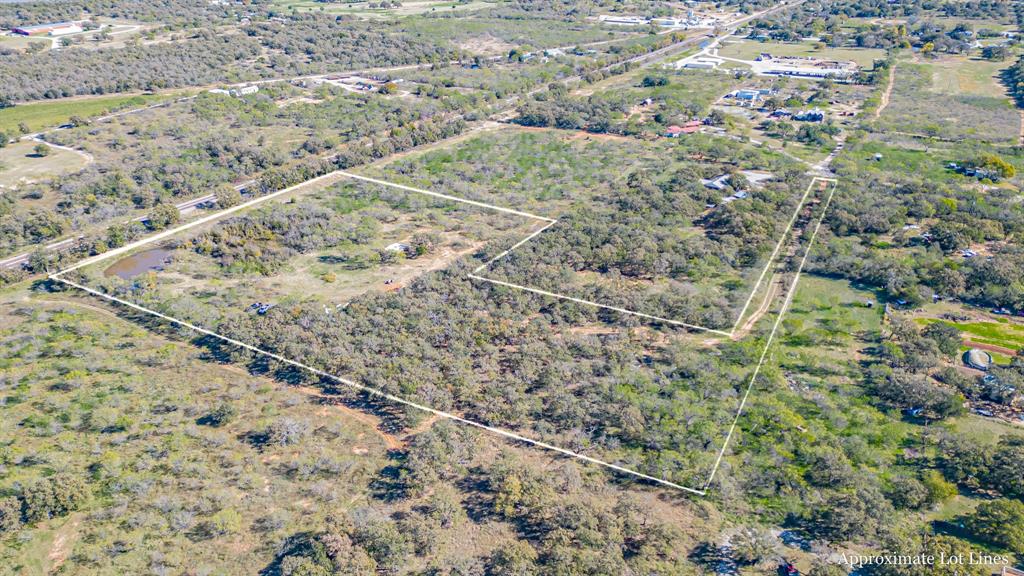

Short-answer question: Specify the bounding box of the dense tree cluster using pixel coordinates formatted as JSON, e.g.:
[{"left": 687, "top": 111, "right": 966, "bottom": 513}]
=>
[
  {"left": 746, "top": 0, "right": 1011, "bottom": 52},
  {"left": 937, "top": 433, "right": 1024, "bottom": 498},
  {"left": 0, "top": 0, "right": 258, "bottom": 28},
  {"left": 191, "top": 200, "right": 378, "bottom": 274},
  {"left": 1004, "top": 53, "right": 1024, "bottom": 108},
  {"left": 0, "top": 33, "right": 265, "bottom": 101},
  {"left": 0, "top": 15, "right": 460, "bottom": 102},
  {"left": 815, "top": 147, "right": 1024, "bottom": 310},
  {"left": 265, "top": 424, "right": 690, "bottom": 574},
  {"left": 485, "top": 164, "right": 807, "bottom": 327},
  {"left": 863, "top": 318, "right": 966, "bottom": 418},
  {"left": 0, "top": 474, "right": 88, "bottom": 536}
]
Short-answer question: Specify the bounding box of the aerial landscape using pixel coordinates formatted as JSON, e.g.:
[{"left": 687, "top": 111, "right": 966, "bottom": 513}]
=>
[{"left": 1, "top": 0, "right": 1024, "bottom": 574}]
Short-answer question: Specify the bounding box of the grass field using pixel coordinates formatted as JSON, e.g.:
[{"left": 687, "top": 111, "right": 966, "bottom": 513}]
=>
[
  {"left": 840, "top": 16, "right": 1016, "bottom": 33},
  {"left": 837, "top": 139, "right": 963, "bottom": 183},
  {"left": 0, "top": 34, "right": 45, "bottom": 51},
  {"left": 398, "top": 17, "right": 620, "bottom": 50},
  {"left": 0, "top": 92, "right": 182, "bottom": 134},
  {"left": 875, "top": 60, "right": 1019, "bottom": 144},
  {"left": 718, "top": 39, "right": 886, "bottom": 68},
  {"left": 782, "top": 275, "right": 885, "bottom": 354},
  {"left": 929, "top": 54, "right": 1015, "bottom": 97},
  {"left": 0, "top": 140, "right": 89, "bottom": 190},
  {"left": 918, "top": 317, "right": 1024, "bottom": 351}
]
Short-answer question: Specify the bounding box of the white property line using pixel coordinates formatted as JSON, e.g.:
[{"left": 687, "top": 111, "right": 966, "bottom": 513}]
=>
[
  {"left": 702, "top": 178, "right": 838, "bottom": 491},
  {"left": 729, "top": 176, "right": 821, "bottom": 335},
  {"left": 468, "top": 273, "right": 734, "bottom": 336},
  {"left": 50, "top": 167, "right": 838, "bottom": 496},
  {"left": 59, "top": 170, "right": 346, "bottom": 275},
  {"left": 49, "top": 274, "right": 707, "bottom": 496},
  {"left": 338, "top": 172, "right": 556, "bottom": 223},
  {"left": 469, "top": 176, "right": 828, "bottom": 336}
]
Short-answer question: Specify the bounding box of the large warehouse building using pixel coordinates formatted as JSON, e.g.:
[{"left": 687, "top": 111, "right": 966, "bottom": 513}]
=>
[{"left": 12, "top": 21, "right": 84, "bottom": 36}]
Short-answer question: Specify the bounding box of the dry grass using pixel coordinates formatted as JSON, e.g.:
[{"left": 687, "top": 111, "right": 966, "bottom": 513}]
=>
[{"left": 0, "top": 140, "right": 89, "bottom": 191}]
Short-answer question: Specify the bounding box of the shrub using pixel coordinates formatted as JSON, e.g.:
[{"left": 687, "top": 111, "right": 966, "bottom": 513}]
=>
[{"left": 21, "top": 473, "right": 88, "bottom": 523}]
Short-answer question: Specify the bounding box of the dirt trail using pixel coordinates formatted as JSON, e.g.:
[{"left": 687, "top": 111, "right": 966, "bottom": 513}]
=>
[
  {"left": 874, "top": 64, "right": 896, "bottom": 119},
  {"left": 963, "top": 340, "right": 1019, "bottom": 357},
  {"left": 47, "top": 514, "right": 82, "bottom": 572},
  {"left": 734, "top": 274, "right": 782, "bottom": 339},
  {"left": 32, "top": 298, "right": 131, "bottom": 322}
]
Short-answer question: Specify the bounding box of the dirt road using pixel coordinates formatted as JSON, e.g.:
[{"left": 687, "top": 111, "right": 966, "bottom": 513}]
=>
[{"left": 874, "top": 64, "right": 896, "bottom": 119}]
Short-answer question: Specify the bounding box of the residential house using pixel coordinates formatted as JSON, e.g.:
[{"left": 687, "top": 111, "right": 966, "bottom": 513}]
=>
[
  {"left": 793, "top": 109, "right": 824, "bottom": 122},
  {"left": 664, "top": 120, "right": 701, "bottom": 138}
]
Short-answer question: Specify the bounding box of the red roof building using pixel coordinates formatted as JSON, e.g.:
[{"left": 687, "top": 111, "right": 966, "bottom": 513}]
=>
[{"left": 665, "top": 120, "right": 702, "bottom": 137}]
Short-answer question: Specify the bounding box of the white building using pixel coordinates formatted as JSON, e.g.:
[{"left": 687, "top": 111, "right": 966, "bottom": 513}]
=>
[
  {"left": 229, "top": 85, "right": 259, "bottom": 97},
  {"left": 599, "top": 15, "right": 649, "bottom": 26},
  {"left": 678, "top": 57, "right": 723, "bottom": 70},
  {"left": 48, "top": 24, "right": 83, "bottom": 36}
]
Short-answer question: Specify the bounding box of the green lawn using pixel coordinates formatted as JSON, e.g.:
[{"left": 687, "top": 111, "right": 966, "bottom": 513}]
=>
[
  {"left": 0, "top": 92, "right": 183, "bottom": 135},
  {"left": 837, "top": 139, "right": 963, "bottom": 183},
  {"left": 718, "top": 39, "right": 886, "bottom": 68},
  {"left": 784, "top": 275, "right": 885, "bottom": 343},
  {"left": 918, "top": 317, "right": 1024, "bottom": 351}
]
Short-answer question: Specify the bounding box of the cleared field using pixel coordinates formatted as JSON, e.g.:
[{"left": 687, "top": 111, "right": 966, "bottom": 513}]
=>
[
  {"left": 875, "top": 60, "right": 1019, "bottom": 143},
  {"left": 781, "top": 275, "right": 884, "bottom": 353},
  {"left": 0, "top": 92, "right": 179, "bottom": 134},
  {"left": 0, "top": 33, "right": 42, "bottom": 51},
  {"left": 929, "top": 54, "right": 1015, "bottom": 97},
  {"left": 718, "top": 39, "right": 886, "bottom": 68},
  {"left": 577, "top": 67, "right": 746, "bottom": 109},
  {"left": 115, "top": 176, "right": 539, "bottom": 309},
  {"left": 398, "top": 17, "right": 622, "bottom": 50},
  {"left": 918, "top": 317, "right": 1024, "bottom": 352},
  {"left": 0, "top": 140, "right": 89, "bottom": 190}
]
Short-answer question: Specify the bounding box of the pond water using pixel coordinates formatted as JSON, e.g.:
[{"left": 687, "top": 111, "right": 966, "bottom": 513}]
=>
[{"left": 103, "top": 247, "right": 173, "bottom": 279}]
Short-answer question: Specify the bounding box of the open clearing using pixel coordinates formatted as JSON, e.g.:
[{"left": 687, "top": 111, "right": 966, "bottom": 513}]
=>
[
  {"left": 0, "top": 92, "right": 182, "bottom": 134},
  {"left": 717, "top": 38, "right": 886, "bottom": 68},
  {"left": 0, "top": 140, "right": 89, "bottom": 190},
  {"left": 929, "top": 55, "right": 1015, "bottom": 97},
  {"left": 875, "top": 59, "right": 1019, "bottom": 143}
]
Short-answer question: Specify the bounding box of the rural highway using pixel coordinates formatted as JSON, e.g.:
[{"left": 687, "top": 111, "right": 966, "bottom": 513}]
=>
[{"left": 0, "top": 181, "right": 250, "bottom": 270}]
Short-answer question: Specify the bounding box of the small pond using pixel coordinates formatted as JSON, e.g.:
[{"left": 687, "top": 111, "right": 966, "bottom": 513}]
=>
[{"left": 103, "top": 247, "right": 173, "bottom": 279}]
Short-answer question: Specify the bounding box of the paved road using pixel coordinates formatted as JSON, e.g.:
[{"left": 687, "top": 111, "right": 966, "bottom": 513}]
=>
[{"left": 0, "top": 181, "right": 250, "bottom": 270}]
